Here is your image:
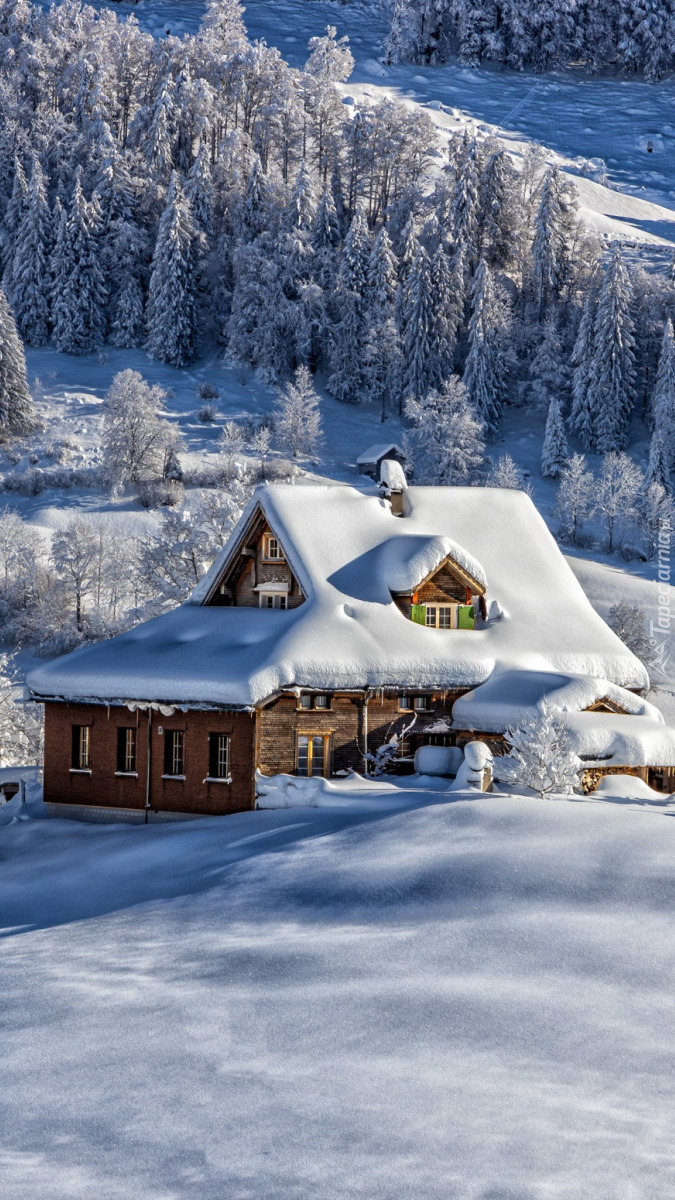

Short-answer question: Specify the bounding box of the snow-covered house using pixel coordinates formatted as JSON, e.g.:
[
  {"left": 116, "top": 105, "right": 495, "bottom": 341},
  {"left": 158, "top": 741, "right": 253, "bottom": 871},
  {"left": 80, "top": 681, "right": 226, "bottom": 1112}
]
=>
[
  {"left": 28, "top": 483, "right": 674, "bottom": 819},
  {"left": 356, "top": 443, "right": 406, "bottom": 479}
]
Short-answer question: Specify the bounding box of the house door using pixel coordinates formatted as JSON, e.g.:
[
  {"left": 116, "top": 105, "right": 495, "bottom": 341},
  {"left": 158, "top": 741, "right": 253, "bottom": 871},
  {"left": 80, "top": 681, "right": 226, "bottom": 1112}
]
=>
[{"left": 297, "top": 734, "right": 329, "bottom": 777}]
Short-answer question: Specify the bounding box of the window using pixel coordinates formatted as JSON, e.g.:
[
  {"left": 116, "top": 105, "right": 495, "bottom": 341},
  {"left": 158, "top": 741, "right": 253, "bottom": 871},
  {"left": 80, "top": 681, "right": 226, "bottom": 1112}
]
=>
[
  {"left": 164, "top": 730, "right": 185, "bottom": 777},
  {"left": 425, "top": 605, "right": 455, "bottom": 629},
  {"left": 116, "top": 727, "right": 137, "bottom": 774},
  {"left": 399, "top": 695, "right": 412, "bottom": 711},
  {"left": 298, "top": 694, "right": 330, "bottom": 710},
  {"left": 297, "top": 734, "right": 330, "bottom": 777},
  {"left": 414, "top": 696, "right": 431, "bottom": 711},
  {"left": 208, "top": 733, "right": 231, "bottom": 780},
  {"left": 259, "top": 592, "right": 287, "bottom": 609},
  {"left": 71, "top": 725, "right": 91, "bottom": 770},
  {"left": 262, "top": 534, "right": 284, "bottom": 562}
]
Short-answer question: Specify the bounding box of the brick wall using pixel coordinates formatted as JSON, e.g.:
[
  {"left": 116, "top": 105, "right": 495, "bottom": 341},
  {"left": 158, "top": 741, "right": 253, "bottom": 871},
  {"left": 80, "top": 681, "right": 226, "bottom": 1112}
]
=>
[{"left": 44, "top": 702, "right": 256, "bottom": 816}]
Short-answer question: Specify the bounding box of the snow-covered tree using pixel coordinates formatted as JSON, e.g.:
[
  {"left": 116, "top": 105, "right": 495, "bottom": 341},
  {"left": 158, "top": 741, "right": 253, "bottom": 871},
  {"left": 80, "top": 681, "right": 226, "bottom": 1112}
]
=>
[
  {"left": 305, "top": 25, "right": 354, "bottom": 82},
  {"left": 400, "top": 245, "right": 435, "bottom": 401},
  {"left": 52, "top": 172, "right": 107, "bottom": 354},
  {"left": 555, "top": 452, "right": 595, "bottom": 544},
  {"left": 8, "top": 158, "right": 51, "bottom": 346},
  {"left": 594, "top": 451, "right": 644, "bottom": 553},
  {"left": 0, "top": 651, "right": 43, "bottom": 768},
  {"left": 607, "top": 601, "right": 652, "bottom": 667},
  {"left": 328, "top": 208, "right": 371, "bottom": 404},
  {"left": 541, "top": 397, "right": 569, "bottom": 479},
  {"left": 146, "top": 173, "right": 198, "bottom": 367},
  {"left": 0, "top": 158, "right": 27, "bottom": 279},
  {"left": 0, "top": 288, "right": 34, "bottom": 435},
  {"left": 404, "top": 376, "right": 485, "bottom": 485},
  {"left": 497, "top": 699, "right": 582, "bottom": 799},
  {"left": 589, "top": 246, "right": 636, "bottom": 454},
  {"left": 275, "top": 365, "right": 323, "bottom": 459},
  {"left": 488, "top": 453, "right": 526, "bottom": 490},
  {"left": 462, "top": 259, "right": 509, "bottom": 435},
  {"left": 51, "top": 516, "right": 103, "bottom": 631},
  {"left": 652, "top": 317, "right": 675, "bottom": 467},
  {"left": 101, "top": 370, "right": 176, "bottom": 492},
  {"left": 645, "top": 430, "right": 671, "bottom": 493},
  {"left": 569, "top": 287, "right": 597, "bottom": 448},
  {"left": 531, "top": 167, "right": 577, "bottom": 318},
  {"left": 641, "top": 482, "right": 674, "bottom": 560}
]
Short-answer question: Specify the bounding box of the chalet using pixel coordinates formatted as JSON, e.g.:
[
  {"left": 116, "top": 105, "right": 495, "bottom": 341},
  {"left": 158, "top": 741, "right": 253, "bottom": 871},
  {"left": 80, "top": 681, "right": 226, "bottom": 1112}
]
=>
[{"left": 27, "top": 480, "right": 675, "bottom": 820}]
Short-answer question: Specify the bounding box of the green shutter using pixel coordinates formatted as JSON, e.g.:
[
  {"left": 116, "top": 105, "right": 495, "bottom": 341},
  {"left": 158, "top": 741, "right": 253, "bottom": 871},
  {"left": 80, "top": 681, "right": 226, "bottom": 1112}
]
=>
[
  {"left": 458, "top": 604, "right": 475, "bottom": 629},
  {"left": 411, "top": 604, "right": 427, "bottom": 625}
]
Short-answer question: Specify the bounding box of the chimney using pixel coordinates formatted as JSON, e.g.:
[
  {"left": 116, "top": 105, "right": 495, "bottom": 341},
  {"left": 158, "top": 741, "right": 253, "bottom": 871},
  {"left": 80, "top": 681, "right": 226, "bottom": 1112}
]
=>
[{"left": 379, "top": 457, "right": 407, "bottom": 518}]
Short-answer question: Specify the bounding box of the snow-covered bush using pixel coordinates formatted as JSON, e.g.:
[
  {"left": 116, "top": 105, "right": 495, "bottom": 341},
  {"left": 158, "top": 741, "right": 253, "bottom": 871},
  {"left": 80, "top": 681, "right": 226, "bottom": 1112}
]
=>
[
  {"left": 0, "top": 652, "right": 43, "bottom": 768},
  {"left": 198, "top": 403, "right": 218, "bottom": 423},
  {"left": 198, "top": 382, "right": 220, "bottom": 401},
  {"left": 137, "top": 480, "right": 184, "bottom": 509},
  {"left": 496, "top": 700, "right": 582, "bottom": 799}
]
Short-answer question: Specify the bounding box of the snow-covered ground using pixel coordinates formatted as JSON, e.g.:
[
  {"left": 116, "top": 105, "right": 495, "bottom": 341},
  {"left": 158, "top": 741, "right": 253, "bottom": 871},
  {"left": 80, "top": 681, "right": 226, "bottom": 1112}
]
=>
[{"left": 2, "top": 777, "right": 675, "bottom": 1197}]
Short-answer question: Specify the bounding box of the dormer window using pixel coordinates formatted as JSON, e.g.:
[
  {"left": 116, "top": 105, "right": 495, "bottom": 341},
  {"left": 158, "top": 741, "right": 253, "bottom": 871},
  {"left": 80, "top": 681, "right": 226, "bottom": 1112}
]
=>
[{"left": 263, "top": 534, "right": 284, "bottom": 562}]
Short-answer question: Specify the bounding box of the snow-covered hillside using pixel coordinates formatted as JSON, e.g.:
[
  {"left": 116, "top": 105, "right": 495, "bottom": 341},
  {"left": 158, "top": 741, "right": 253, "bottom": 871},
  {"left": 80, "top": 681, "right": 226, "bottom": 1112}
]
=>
[{"left": 2, "top": 780, "right": 675, "bottom": 1198}]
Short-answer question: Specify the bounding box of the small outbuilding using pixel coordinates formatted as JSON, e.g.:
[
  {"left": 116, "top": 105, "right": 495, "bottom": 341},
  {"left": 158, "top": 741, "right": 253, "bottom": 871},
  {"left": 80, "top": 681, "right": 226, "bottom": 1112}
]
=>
[{"left": 356, "top": 443, "right": 406, "bottom": 480}]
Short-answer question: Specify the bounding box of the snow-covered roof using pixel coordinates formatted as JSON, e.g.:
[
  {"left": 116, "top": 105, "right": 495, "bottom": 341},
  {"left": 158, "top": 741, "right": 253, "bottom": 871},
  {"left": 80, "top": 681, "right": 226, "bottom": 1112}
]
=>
[
  {"left": 453, "top": 670, "right": 660, "bottom": 733},
  {"left": 28, "top": 483, "right": 649, "bottom": 708},
  {"left": 383, "top": 534, "right": 486, "bottom": 593},
  {"left": 563, "top": 713, "right": 675, "bottom": 768},
  {"left": 356, "top": 443, "right": 405, "bottom": 465}
]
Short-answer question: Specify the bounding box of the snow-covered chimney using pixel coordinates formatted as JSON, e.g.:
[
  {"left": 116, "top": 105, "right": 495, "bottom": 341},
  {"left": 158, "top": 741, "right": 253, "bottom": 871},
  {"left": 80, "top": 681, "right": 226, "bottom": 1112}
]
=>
[{"left": 379, "top": 458, "right": 407, "bottom": 517}]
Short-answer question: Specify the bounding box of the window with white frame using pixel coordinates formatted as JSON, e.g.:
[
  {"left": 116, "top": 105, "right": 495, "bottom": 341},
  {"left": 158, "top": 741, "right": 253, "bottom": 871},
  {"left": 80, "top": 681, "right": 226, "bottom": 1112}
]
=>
[
  {"left": 71, "top": 725, "right": 91, "bottom": 770},
  {"left": 262, "top": 534, "right": 284, "bottom": 561},
  {"left": 259, "top": 591, "right": 287, "bottom": 609},
  {"left": 164, "top": 730, "right": 185, "bottom": 777},
  {"left": 208, "top": 733, "right": 231, "bottom": 780}
]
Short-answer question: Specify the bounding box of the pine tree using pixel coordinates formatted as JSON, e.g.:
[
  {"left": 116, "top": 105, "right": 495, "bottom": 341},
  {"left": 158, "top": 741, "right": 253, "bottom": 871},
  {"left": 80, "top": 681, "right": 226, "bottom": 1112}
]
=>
[
  {"left": 0, "top": 287, "right": 34, "bottom": 435},
  {"left": 0, "top": 158, "right": 27, "bottom": 279},
  {"left": 185, "top": 145, "right": 214, "bottom": 237},
  {"left": 146, "top": 174, "right": 198, "bottom": 367},
  {"left": 450, "top": 135, "right": 480, "bottom": 275},
  {"left": 531, "top": 166, "right": 577, "bottom": 318},
  {"left": 462, "top": 259, "right": 508, "bottom": 435},
  {"left": 52, "top": 172, "right": 107, "bottom": 354},
  {"left": 428, "top": 244, "right": 460, "bottom": 381},
  {"left": 400, "top": 245, "right": 435, "bottom": 401},
  {"left": 479, "top": 148, "right": 519, "bottom": 270},
  {"left": 541, "top": 397, "right": 569, "bottom": 479},
  {"left": 108, "top": 218, "right": 146, "bottom": 349},
  {"left": 311, "top": 181, "right": 340, "bottom": 290},
  {"left": 645, "top": 430, "right": 671, "bottom": 493},
  {"left": 569, "top": 287, "right": 597, "bottom": 449},
  {"left": 8, "top": 158, "right": 51, "bottom": 346},
  {"left": 328, "top": 208, "right": 371, "bottom": 404},
  {"left": 590, "top": 247, "right": 636, "bottom": 454},
  {"left": 275, "top": 365, "right": 323, "bottom": 459},
  {"left": 529, "top": 315, "right": 568, "bottom": 410},
  {"left": 652, "top": 317, "right": 675, "bottom": 467},
  {"left": 364, "top": 228, "right": 400, "bottom": 417}
]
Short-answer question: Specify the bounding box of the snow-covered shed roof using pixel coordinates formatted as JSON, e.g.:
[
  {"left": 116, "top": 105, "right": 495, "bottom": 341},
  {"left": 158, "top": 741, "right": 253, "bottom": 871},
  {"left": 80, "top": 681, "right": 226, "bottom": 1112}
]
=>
[
  {"left": 379, "top": 458, "right": 407, "bottom": 493},
  {"left": 356, "top": 443, "right": 405, "bottom": 465},
  {"left": 453, "top": 670, "right": 660, "bottom": 733},
  {"left": 562, "top": 713, "right": 675, "bottom": 768},
  {"left": 28, "top": 483, "right": 649, "bottom": 708}
]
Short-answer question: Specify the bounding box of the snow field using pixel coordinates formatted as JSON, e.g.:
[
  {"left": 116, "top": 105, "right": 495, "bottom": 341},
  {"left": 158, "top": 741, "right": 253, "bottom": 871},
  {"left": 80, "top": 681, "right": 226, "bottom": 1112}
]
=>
[{"left": 2, "top": 785, "right": 675, "bottom": 1197}]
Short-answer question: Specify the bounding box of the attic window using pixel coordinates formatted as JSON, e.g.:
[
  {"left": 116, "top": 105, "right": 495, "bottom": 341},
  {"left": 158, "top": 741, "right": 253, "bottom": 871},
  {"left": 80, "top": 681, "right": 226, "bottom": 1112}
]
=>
[
  {"left": 412, "top": 603, "right": 475, "bottom": 630},
  {"left": 262, "top": 534, "right": 284, "bottom": 562},
  {"left": 298, "top": 693, "right": 331, "bottom": 710}
]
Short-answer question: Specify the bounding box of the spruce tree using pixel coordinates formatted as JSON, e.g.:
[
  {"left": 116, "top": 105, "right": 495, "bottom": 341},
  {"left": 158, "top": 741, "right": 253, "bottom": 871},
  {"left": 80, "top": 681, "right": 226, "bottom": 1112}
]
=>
[
  {"left": 590, "top": 246, "right": 636, "bottom": 454},
  {"left": 645, "top": 430, "right": 671, "bottom": 493},
  {"left": 531, "top": 167, "right": 577, "bottom": 318},
  {"left": 400, "top": 245, "right": 435, "bottom": 401},
  {"left": 1, "top": 158, "right": 27, "bottom": 279},
  {"left": 328, "top": 208, "right": 371, "bottom": 403},
  {"left": 569, "top": 287, "right": 597, "bottom": 449},
  {"left": 146, "top": 173, "right": 199, "bottom": 367},
  {"left": 462, "top": 259, "right": 507, "bottom": 436},
  {"left": 428, "top": 243, "right": 460, "bottom": 382},
  {"left": 541, "top": 397, "right": 569, "bottom": 479},
  {"left": 652, "top": 317, "right": 675, "bottom": 467},
  {"left": 9, "top": 158, "right": 51, "bottom": 346},
  {"left": 0, "top": 288, "right": 34, "bottom": 435},
  {"left": 364, "top": 228, "right": 400, "bottom": 417},
  {"left": 52, "top": 172, "right": 107, "bottom": 354}
]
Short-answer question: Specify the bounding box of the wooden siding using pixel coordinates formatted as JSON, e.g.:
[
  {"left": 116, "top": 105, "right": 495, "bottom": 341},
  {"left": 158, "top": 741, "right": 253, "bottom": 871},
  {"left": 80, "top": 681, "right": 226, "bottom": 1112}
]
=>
[{"left": 207, "top": 518, "right": 304, "bottom": 608}]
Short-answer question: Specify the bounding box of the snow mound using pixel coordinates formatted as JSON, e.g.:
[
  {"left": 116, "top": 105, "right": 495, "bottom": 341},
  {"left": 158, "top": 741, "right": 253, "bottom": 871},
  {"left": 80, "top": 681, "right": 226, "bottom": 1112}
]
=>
[{"left": 592, "top": 775, "right": 673, "bottom": 803}]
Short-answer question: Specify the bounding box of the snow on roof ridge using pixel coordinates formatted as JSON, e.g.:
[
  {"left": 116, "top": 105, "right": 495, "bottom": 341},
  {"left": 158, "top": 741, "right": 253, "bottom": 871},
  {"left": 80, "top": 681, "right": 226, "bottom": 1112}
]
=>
[
  {"left": 356, "top": 442, "right": 404, "bottom": 464},
  {"left": 383, "top": 534, "right": 486, "bottom": 593}
]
